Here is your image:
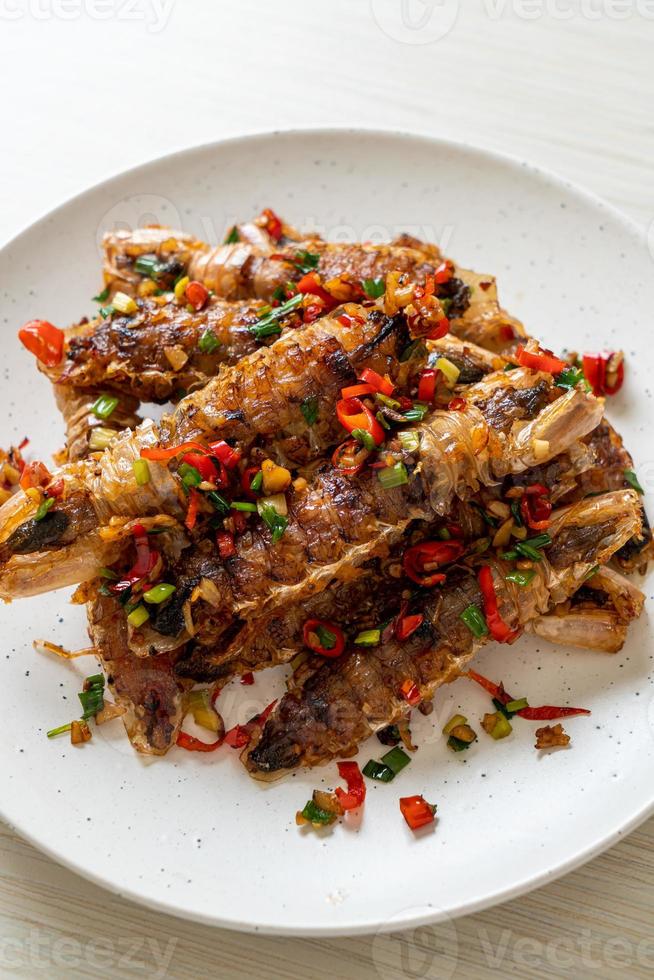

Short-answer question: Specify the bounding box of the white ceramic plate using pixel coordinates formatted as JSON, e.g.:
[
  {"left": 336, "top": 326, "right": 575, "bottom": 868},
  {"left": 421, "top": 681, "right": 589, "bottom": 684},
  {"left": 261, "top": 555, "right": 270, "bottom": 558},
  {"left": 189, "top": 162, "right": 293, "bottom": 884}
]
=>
[{"left": 1, "top": 130, "right": 653, "bottom": 937}]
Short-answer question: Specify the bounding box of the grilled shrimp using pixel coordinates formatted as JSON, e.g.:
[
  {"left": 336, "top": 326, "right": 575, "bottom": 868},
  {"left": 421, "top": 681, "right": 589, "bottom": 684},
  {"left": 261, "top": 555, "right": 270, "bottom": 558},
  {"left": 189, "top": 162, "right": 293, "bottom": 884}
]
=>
[
  {"left": 243, "top": 489, "right": 641, "bottom": 776},
  {"left": 54, "top": 386, "right": 142, "bottom": 462},
  {"left": 102, "top": 227, "right": 207, "bottom": 297},
  {"left": 0, "top": 362, "right": 602, "bottom": 606},
  {"left": 529, "top": 565, "right": 645, "bottom": 653}
]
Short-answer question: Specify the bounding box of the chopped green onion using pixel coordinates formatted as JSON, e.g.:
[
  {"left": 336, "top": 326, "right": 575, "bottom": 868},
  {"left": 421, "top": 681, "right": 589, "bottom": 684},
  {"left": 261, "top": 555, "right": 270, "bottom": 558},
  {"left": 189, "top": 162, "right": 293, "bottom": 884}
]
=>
[
  {"left": 361, "top": 277, "right": 385, "bottom": 299},
  {"left": 488, "top": 713, "right": 513, "bottom": 740},
  {"left": 224, "top": 226, "right": 240, "bottom": 244},
  {"left": 88, "top": 426, "right": 116, "bottom": 451},
  {"left": 143, "top": 583, "right": 176, "bottom": 604},
  {"left": 375, "top": 393, "right": 401, "bottom": 410},
  {"left": 231, "top": 500, "right": 257, "bottom": 512},
  {"left": 178, "top": 462, "right": 202, "bottom": 488},
  {"left": 35, "top": 497, "right": 55, "bottom": 521},
  {"left": 99, "top": 567, "right": 118, "bottom": 580},
  {"left": 499, "top": 549, "right": 519, "bottom": 560},
  {"left": 352, "top": 427, "right": 377, "bottom": 451},
  {"left": 112, "top": 291, "right": 138, "bottom": 315},
  {"left": 78, "top": 675, "right": 105, "bottom": 720},
  {"left": 524, "top": 533, "right": 551, "bottom": 549},
  {"left": 402, "top": 401, "right": 429, "bottom": 422},
  {"left": 294, "top": 250, "right": 320, "bottom": 274},
  {"left": 493, "top": 698, "right": 512, "bottom": 719},
  {"left": 92, "top": 285, "right": 110, "bottom": 304},
  {"left": 91, "top": 394, "right": 119, "bottom": 420},
  {"left": 505, "top": 569, "right": 536, "bottom": 587},
  {"left": 208, "top": 491, "right": 230, "bottom": 515},
  {"left": 300, "top": 800, "right": 336, "bottom": 825},
  {"left": 132, "top": 459, "right": 151, "bottom": 486},
  {"left": 443, "top": 714, "right": 468, "bottom": 735},
  {"left": 376, "top": 411, "right": 391, "bottom": 431},
  {"left": 362, "top": 760, "right": 395, "bottom": 782},
  {"left": 514, "top": 542, "right": 543, "bottom": 561},
  {"left": 377, "top": 462, "right": 409, "bottom": 489},
  {"left": 258, "top": 501, "right": 288, "bottom": 543},
  {"left": 624, "top": 470, "right": 644, "bottom": 494},
  {"left": 447, "top": 735, "right": 472, "bottom": 752},
  {"left": 398, "top": 429, "right": 421, "bottom": 452},
  {"left": 249, "top": 293, "right": 303, "bottom": 339},
  {"left": 127, "top": 605, "right": 149, "bottom": 628},
  {"left": 199, "top": 328, "right": 221, "bottom": 354},
  {"left": 354, "top": 629, "right": 381, "bottom": 646},
  {"left": 434, "top": 357, "right": 460, "bottom": 386},
  {"left": 381, "top": 746, "right": 411, "bottom": 774},
  {"left": 134, "top": 255, "right": 163, "bottom": 279},
  {"left": 556, "top": 366, "right": 588, "bottom": 390},
  {"left": 47, "top": 722, "right": 73, "bottom": 739},
  {"left": 460, "top": 604, "right": 489, "bottom": 638},
  {"left": 314, "top": 625, "right": 337, "bottom": 650},
  {"left": 505, "top": 697, "right": 528, "bottom": 713},
  {"left": 300, "top": 396, "right": 319, "bottom": 426},
  {"left": 250, "top": 471, "right": 263, "bottom": 492},
  {"left": 510, "top": 500, "right": 523, "bottom": 527},
  {"left": 98, "top": 304, "right": 115, "bottom": 319},
  {"left": 399, "top": 339, "right": 427, "bottom": 363}
]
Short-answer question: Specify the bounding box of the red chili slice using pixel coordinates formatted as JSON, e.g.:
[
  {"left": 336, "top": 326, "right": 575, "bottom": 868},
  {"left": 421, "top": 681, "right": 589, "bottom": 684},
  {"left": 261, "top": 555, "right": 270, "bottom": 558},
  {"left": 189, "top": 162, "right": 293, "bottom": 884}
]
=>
[
  {"left": 582, "top": 351, "right": 625, "bottom": 397},
  {"left": 399, "top": 795, "right": 436, "bottom": 830},
  {"left": 417, "top": 369, "right": 438, "bottom": 403},
  {"left": 303, "top": 302, "right": 326, "bottom": 324},
  {"left": 434, "top": 260, "right": 454, "bottom": 285},
  {"left": 261, "top": 208, "right": 283, "bottom": 243},
  {"left": 478, "top": 565, "right": 521, "bottom": 644},
  {"left": 336, "top": 396, "right": 385, "bottom": 446},
  {"left": 296, "top": 272, "right": 335, "bottom": 308},
  {"left": 302, "top": 618, "right": 346, "bottom": 658},
  {"left": 466, "top": 668, "right": 509, "bottom": 703},
  {"left": 359, "top": 368, "right": 395, "bottom": 396},
  {"left": 182, "top": 452, "right": 217, "bottom": 483},
  {"left": 141, "top": 440, "right": 207, "bottom": 462},
  {"left": 223, "top": 699, "right": 278, "bottom": 749},
  {"left": 395, "top": 612, "right": 424, "bottom": 642},
  {"left": 334, "top": 761, "right": 366, "bottom": 811},
  {"left": 176, "top": 731, "right": 223, "bottom": 752},
  {"left": 110, "top": 524, "right": 159, "bottom": 593},
  {"left": 448, "top": 397, "right": 466, "bottom": 411},
  {"left": 19, "top": 460, "right": 52, "bottom": 491},
  {"left": 240, "top": 672, "right": 255, "bottom": 685},
  {"left": 337, "top": 312, "right": 365, "bottom": 328},
  {"left": 185, "top": 280, "right": 209, "bottom": 311},
  {"left": 400, "top": 678, "right": 421, "bottom": 706},
  {"left": 216, "top": 530, "right": 236, "bottom": 560},
  {"left": 341, "top": 383, "right": 376, "bottom": 399},
  {"left": 18, "top": 320, "right": 65, "bottom": 368},
  {"left": 515, "top": 346, "right": 567, "bottom": 375},
  {"left": 520, "top": 483, "right": 552, "bottom": 531},
  {"left": 516, "top": 705, "right": 591, "bottom": 720},
  {"left": 424, "top": 317, "right": 450, "bottom": 341},
  {"left": 185, "top": 487, "right": 201, "bottom": 530},
  {"left": 402, "top": 540, "right": 464, "bottom": 587},
  {"left": 209, "top": 440, "right": 241, "bottom": 469}
]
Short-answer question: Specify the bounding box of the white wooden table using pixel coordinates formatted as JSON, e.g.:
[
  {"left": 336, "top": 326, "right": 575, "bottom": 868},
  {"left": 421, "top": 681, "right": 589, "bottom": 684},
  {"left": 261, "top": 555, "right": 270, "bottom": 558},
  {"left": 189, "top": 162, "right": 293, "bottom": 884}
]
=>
[{"left": 1, "top": 3, "right": 653, "bottom": 977}]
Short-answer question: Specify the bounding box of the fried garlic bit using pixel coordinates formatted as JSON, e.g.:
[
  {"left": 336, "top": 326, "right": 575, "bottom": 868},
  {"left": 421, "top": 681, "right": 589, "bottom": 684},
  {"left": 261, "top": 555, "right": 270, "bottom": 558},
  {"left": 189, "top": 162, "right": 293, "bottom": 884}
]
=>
[{"left": 535, "top": 723, "right": 570, "bottom": 750}]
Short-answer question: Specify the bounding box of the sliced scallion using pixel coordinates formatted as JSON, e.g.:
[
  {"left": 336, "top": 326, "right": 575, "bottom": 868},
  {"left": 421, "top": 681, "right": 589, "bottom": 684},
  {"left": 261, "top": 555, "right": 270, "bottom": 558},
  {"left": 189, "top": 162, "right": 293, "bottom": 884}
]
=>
[
  {"left": 127, "top": 605, "right": 149, "bottom": 628},
  {"left": 178, "top": 462, "right": 202, "bottom": 488},
  {"left": 91, "top": 394, "right": 119, "bottom": 420},
  {"left": 132, "top": 459, "right": 151, "bottom": 486},
  {"left": 35, "top": 497, "right": 55, "bottom": 521},
  {"left": 402, "top": 401, "right": 429, "bottom": 422},
  {"left": 143, "top": 583, "right": 176, "bottom": 604},
  {"left": 294, "top": 250, "right": 320, "bottom": 274},
  {"left": 381, "top": 746, "right": 410, "bottom": 774},
  {"left": 47, "top": 722, "right": 73, "bottom": 739},
  {"left": 134, "top": 255, "right": 163, "bottom": 279},
  {"left": 258, "top": 501, "right": 288, "bottom": 543},
  {"left": 354, "top": 629, "right": 381, "bottom": 646},
  {"left": 377, "top": 462, "right": 409, "bottom": 489},
  {"left": 300, "top": 395, "right": 319, "bottom": 426},
  {"left": 505, "top": 697, "right": 528, "bottom": 713},
  {"left": 224, "top": 226, "right": 240, "bottom": 244},
  {"left": 250, "top": 471, "right": 263, "bottom": 493},
  {"left": 624, "top": 469, "right": 645, "bottom": 494},
  {"left": 361, "top": 277, "right": 385, "bottom": 299},
  {"left": 300, "top": 800, "right": 335, "bottom": 825},
  {"left": 92, "top": 286, "right": 110, "bottom": 304},
  {"left": 362, "top": 760, "right": 395, "bottom": 782},
  {"left": 398, "top": 429, "right": 420, "bottom": 452},
  {"left": 208, "top": 491, "right": 230, "bottom": 515},
  {"left": 249, "top": 293, "right": 303, "bottom": 339},
  {"left": 460, "top": 604, "right": 489, "bottom": 638},
  {"left": 199, "top": 328, "right": 221, "bottom": 354},
  {"left": 352, "top": 427, "right": 377, "bottom": 451},
  {"left": 505, "top": 569, "right": 535, "bottom": 587},
  {"left": 231, "top": 501, "right": 257, "bottom": 512}
]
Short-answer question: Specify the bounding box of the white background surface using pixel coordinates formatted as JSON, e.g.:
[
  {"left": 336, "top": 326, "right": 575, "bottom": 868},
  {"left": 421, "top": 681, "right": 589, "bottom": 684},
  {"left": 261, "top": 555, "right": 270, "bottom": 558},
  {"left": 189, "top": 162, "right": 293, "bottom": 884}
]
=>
[{"left": 1, "top": 2, "right": 653, "bottom": 978}]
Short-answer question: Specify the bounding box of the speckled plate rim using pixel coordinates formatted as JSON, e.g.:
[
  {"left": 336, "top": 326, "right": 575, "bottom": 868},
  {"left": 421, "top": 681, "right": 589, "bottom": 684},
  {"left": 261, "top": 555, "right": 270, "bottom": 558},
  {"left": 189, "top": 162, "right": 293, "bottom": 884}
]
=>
[{"left": 1, "top": 128, "right": 653, "bottom": 937}]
